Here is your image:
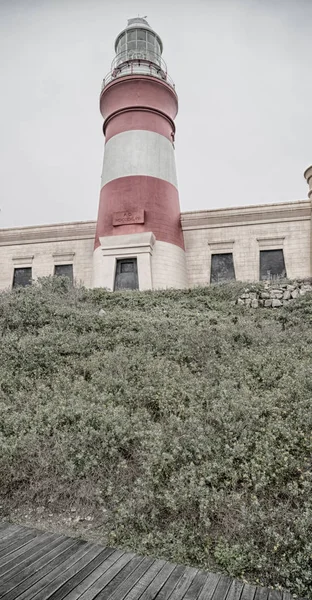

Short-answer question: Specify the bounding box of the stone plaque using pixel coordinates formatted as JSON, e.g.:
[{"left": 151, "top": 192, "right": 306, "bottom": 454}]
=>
[{"left": 113, "top": 210, "right": 144, "bottom": 226}]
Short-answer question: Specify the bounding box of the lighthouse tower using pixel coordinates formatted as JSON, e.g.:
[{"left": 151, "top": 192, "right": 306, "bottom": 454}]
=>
[{"left": 93, "top": 17, "right": 188, "bottom": 290}]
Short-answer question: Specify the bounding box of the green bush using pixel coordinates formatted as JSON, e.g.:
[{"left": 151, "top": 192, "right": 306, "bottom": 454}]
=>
[{"left": 0, "top": 277, "right": 312, "bottom": 597}]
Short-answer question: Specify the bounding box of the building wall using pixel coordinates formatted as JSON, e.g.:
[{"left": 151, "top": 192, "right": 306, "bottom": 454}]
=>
[
  {"left": 0, "top": 222, "right": 95, "bottom": 291},
  {"left": 182, "top": 200, "right": 311, "bottom": 286},
  {"left": 0, "top": 199, "right": 311, "bottom": 291}
]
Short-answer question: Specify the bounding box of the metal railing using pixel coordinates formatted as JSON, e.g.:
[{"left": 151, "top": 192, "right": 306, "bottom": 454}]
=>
[{"left": 101, "top": 51, "right": 175, "bottom": 90}]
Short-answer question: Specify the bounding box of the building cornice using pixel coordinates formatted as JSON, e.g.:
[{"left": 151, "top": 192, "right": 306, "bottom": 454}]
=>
[
  {"left": 0, "top": 221, "right": 96, "bottom": 246},
  {"left": 181, "top": 200, "right": 311, "bottom": 230}
]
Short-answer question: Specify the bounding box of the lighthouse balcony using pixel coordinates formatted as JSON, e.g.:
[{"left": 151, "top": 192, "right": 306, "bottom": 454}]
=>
[{"left": 101, "top": 52, "right": 175, "bottom": 90}]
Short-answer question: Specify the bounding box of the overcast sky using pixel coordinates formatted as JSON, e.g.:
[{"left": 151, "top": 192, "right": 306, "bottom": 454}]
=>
[{"left": 0, "top": 0, "right": 311, "bottom": 228}]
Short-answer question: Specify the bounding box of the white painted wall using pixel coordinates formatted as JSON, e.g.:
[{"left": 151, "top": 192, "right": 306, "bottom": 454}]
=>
[
  {"left": 93, "top": 235, "right": 188, "bottom": 290},
  {"left": 92, "top": 232, "right": 154, "bottom": 290},
  {"left": 152, "top": 241, "right": 188, "bottom": 289},
  {"left": 101, "top": 130, "right": 178, "bottom": 188}
]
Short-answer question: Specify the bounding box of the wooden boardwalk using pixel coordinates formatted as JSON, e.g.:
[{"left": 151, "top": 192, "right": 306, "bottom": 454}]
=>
[{"left": 0, "top": 522, "right": 298, "bottom": 600}]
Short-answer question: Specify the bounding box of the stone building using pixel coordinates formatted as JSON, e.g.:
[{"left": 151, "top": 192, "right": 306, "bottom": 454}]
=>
[{"left": 1, "top": 18, "right": 311, "bottom": 292}]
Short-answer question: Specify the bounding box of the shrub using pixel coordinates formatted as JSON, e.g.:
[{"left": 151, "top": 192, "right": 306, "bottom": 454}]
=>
[{"left": 0, "top": 277, "right": 312, "bottom": 597}]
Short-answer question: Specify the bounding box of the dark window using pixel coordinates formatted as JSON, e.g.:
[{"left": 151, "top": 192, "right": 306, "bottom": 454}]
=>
[
  {"left": 114, "top": 258, "right": 139, "bottom": 290},
  {"left": 210, "top": 253, "right": 235, "bottom": 283},
  {"left": 12, "top": 267, "right": 32, "bottom": 288},
  {"left": 54, "top": 264, "right": 73, "bottom": 283},
  {"left": 260, "top": 249, "right": 286, "bottom": 281}
]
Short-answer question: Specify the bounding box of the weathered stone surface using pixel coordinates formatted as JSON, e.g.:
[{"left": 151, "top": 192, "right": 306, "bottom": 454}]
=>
[
  {"left": 98, "top": 309, "right": 106, "bottom": 316},
  {"left": 236, "top": 281, "right": 308, "bottom": 309},
  {"left": 272, "top": 299, "right": 282, "bottom": 308},
  {"left": 270, "top": 291, "right": 283, "bottom": 299}
]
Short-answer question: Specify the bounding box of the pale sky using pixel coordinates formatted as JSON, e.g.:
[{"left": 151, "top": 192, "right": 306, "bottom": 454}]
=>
[{"left": 0, "top": 0, "right": 311, "bottom": 228}]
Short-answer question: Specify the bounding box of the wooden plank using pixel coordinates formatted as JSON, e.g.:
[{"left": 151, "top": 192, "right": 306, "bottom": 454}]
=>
[
  {"left": 97, "top": 556, "right": 155, "bottom": 600},
  {"left": 0, "top": 530, "right": 38, "bottom": 560},
  {"left": 0, "top": 522, "right": 11, "bottom": 532},
  {"left": 0, "top": 532, "right": 61, "bottom": 578},
  {"left": 15, "top": 542, "right": 98, "bottom": 600},
  {"left": 133, "top": 561, "right": 177, "bottom": 600},
  {"left": 88, "top": 554, "right": 144, "bottom": 600},
  {"left": 10, "top": 546, "right": 114, "bottom": 600},
  {"left": 1, "top": 538, "right": 81, "bottom": 600},
  {"left": 0, "top": 524, "right": 23, "bottom": 545},
  {"left": 224, "top": 578, "right": 244, "bottom": 600},
  {"left": 240, "top": 583, "right": 257, "bottom": 600},
  {"left": 147, "top": 564, "right": 186, "bottom": 600},
  {"left": 0, "top": 534, "right": 68, "bottom": 582},
  {"left": 209, "top": 575, "right": 232, "bottom": 600},
  {"left": 254, "top": 587, "right": 269, "bottom": 600},
  {"left": 183, "top": 570, "right": 210, "bottom": 600},
  {"left": 166, "top": 566, "right": 198, "bottom": 600},
  {"left": 101, "top": 556, "right": 155, "bottom": 600},
  {"left": 45, "top": 547, "right": 122, "bottom": 600},
  {"left": 197, "top": 572, "right": 221, "bottom": 600},
  {"left": 77, "top": 551, "right": 137, "bottom": 600},
  {"left": 0, "top": 531, "right": 60, "bottom": 570},
  {"left": 122, "top": 559, "right": 167, "bottom": 600},
  {"left": 64, "top": 549, "right": 127, "bottom": 600}
]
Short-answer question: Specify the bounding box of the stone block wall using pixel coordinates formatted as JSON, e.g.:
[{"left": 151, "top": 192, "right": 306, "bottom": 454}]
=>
[{"left": 236, "top": 279, "right": 312, "bottom": 308}]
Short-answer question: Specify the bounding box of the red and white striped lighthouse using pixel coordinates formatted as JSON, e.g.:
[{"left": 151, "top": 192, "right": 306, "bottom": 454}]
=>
[{"left": 93, "top": 17, "right": 188, "bottom": 290}]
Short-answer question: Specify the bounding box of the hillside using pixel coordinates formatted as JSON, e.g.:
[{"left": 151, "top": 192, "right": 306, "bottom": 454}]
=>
[{"left": 0, "top": 278, "right": 312, "bottom": 598}]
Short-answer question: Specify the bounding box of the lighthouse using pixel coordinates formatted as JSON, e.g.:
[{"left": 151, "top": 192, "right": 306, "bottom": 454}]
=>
[{"left": 93, "top": 17, "right": 188, "bottom": 290}]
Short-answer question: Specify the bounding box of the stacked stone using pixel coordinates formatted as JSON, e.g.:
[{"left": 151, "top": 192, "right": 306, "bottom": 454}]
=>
[{"left": 236, "top": 279, "right": 312, "bottom": 308}]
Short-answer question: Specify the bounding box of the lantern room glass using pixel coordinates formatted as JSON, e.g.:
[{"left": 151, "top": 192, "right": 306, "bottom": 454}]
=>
[{"left": 116, "top": 28, "right": 162, "bottom": 66}]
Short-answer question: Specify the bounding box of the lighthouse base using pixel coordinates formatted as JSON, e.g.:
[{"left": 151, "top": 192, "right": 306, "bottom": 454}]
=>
[{"left": 92, "top": 232, "right": 188, "bottom": 290}]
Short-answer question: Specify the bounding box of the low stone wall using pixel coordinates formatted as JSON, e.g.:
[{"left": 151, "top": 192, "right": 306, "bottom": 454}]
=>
[{"left": 236, "top": 279, "right": 312, "bottom": 308}]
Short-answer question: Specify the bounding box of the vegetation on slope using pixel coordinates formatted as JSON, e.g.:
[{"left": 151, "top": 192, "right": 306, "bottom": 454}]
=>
[{"left": 0, "top": 278, "right": 312, "bottom": 597}]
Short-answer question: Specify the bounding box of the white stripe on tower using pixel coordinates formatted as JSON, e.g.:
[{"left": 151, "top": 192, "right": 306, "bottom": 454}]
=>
[{"left": 101, "top": 130, "right": 178, "bottom": 188}]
